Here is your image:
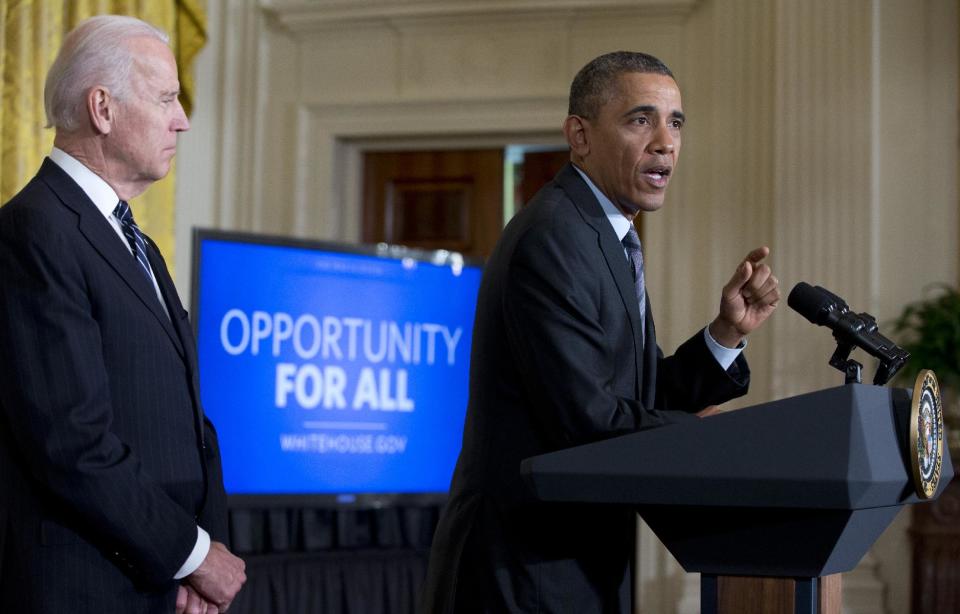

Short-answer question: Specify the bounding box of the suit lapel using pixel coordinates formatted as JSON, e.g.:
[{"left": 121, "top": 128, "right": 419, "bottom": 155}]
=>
[
  {"left": 554, "top": 164, "right": 647, "bottom": 399},
  {"left": 145, "top": 240, "right": 195, "bottom": 373},
  {"left": 38, "top": 159, "right": 185, "bottom": 358},
  {"left": 145, "top": 240, "right": 205, "bottom": 445}
]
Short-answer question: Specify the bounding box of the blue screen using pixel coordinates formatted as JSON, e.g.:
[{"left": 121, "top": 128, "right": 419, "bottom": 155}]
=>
[{"left": 194, "top": 236, "right": 481, "bottom": 496}]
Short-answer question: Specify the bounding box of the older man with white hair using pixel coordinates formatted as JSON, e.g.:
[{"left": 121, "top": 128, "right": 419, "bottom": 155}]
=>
[{"left": 0, "top": 15, "right": 245, "bottom": 614}]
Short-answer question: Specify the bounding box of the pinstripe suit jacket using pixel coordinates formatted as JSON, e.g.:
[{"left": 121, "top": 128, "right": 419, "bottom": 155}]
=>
[{"left": 0, "top": 159, "right": 228, "bottom": 613}]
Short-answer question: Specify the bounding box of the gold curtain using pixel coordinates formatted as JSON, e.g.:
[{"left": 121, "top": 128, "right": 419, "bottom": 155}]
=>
[{"left": 0, "top": 0, "right": 207, "bottom": 271}]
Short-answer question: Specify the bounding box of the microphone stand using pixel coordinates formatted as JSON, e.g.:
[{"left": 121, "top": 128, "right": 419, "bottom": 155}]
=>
[
  {"left": 828, "top": 329, "right": 907, "bottom": 386},
  {"left": 829, "top": 339, "right": 863, "bottom": 385}
]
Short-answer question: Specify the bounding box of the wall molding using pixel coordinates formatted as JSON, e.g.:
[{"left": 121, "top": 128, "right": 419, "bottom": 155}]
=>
[
  {"left": 291, "top": 96, "right": 566, "bottom": 242},
  {"left": 261, "top": 0, "right": 701, "bottom": 31}
]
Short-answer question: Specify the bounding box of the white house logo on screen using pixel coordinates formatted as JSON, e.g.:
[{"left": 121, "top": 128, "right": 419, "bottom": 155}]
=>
[{"left": 910, "top": 370, "right": 943, "bottom": 499}]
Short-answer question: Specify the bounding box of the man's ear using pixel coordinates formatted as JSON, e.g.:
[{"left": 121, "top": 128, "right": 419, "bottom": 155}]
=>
[
  {"left": 86, "top": 86, "right": 114, "bottom": 135},
  {"left": 563, "top": 115, "right": 590, "bottom": 159}
]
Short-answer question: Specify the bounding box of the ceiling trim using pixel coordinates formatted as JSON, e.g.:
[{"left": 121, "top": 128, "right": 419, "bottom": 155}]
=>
[{"left": 261, "top": 0, "right": 701, "bottom": 31}]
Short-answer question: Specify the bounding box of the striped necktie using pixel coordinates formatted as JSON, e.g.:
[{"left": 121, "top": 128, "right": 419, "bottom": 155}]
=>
[
  {"left": 113, "top": 200, "right": 153, "bottom": 282},
  {"left": 622, "top": 225, "right": 646, "bottom": 340}
]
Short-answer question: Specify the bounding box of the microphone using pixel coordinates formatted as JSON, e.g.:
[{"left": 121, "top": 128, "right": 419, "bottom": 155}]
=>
[{"left": 787, "top": 282, "right": 909, "bottom": 385}]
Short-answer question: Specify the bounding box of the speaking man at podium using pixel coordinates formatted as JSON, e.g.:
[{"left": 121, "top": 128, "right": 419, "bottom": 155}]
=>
[
  {"left": 422, "top": 52, "right": 781, "bottom": 613},
  {"left": 0, "top": 16, "right": 244, "bottom": 613}
]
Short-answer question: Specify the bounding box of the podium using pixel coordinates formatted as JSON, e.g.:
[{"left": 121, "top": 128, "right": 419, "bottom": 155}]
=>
[{"left": 520, "top": 384, "right": 954, "bottom": 614}]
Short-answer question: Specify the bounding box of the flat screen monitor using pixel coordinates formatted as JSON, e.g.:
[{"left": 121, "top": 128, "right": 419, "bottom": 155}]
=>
[{"left": 191, "top": 230, "right": 482, "bottom": 507}]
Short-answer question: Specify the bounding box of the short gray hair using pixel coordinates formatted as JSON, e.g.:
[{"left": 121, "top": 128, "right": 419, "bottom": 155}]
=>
[
  {"left": 44, "top": 15, "right": 169, "bottom": 132},
  {"left": 568, "top": 51, "right": 675, "bottom": 119}
]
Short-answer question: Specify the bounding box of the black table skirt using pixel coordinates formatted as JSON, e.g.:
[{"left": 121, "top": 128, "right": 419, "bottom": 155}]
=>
[{"left": 227, "top": 505, "right": 441, "bottom": 614}]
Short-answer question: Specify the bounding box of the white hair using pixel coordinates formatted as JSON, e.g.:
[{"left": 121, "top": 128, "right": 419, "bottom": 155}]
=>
[{"left": 44, "top": 15, "right": 169, "bottom": 132}]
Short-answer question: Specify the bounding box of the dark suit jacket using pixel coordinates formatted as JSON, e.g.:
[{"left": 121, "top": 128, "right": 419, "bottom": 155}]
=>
[
  {"left": 421, "top": 164, "right": 750, "bottom": 614},
  {"left": 0, "top": 159, "right": 228, "bottom": 613}
]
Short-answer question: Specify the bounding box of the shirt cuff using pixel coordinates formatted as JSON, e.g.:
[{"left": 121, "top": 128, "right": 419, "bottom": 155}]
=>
[
  {"left": 703, "top": 326, "right": 746, "bottom": 371},
  {"left": 174, "top": 526, "right": 211, "bottom": 580}
]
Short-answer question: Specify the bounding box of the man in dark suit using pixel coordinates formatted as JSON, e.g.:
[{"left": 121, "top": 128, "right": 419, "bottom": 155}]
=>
[
  {"left": 422, "top": 52, "right": 781, "bottom": 613},
  {"left": 0, "top": 16, "right": 245, "bottom": 614}
]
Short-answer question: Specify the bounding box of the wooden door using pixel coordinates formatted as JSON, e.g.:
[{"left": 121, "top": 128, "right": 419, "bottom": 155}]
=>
[
  {"left": 516, "top": 149, "right": 570, "bottom": 207},
  {"left": 362, "top": 149, "right": 504, "bottom": 260},
  {"left": 511, "top": 149, "right": 642, "bottom": 235}
]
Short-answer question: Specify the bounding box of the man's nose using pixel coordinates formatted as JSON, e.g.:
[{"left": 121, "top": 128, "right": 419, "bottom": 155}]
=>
[
  {"left": 173, "top": 99, "right": 190, "bottom": 132},
  {"left": 647, "top": 123, "right": 675, "bottom": 154}
]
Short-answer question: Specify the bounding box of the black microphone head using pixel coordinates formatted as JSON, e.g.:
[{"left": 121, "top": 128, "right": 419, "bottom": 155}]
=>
[{"left": 788, "top": 282, "right": 847, "bottom": 326}]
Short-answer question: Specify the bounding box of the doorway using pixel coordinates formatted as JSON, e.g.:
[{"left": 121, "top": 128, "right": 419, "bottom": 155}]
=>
[{"left": 362, "top": 146, "right": 569, "bottom": 259}]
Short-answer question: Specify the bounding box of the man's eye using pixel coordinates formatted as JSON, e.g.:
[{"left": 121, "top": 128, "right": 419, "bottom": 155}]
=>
[
  {"left": 670, "top": 120, "right": 683, "bottom": 129},
  {"left": 632, "top": 117, "right": 649, "bottom": 125}
]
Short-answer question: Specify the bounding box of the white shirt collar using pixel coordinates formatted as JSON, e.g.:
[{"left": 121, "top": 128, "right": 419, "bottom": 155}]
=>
[
  {"left": 49, "top": 147, "right": 120, "bottom": 221},
  {"left": 571, "top": 164, "right": 633, "bottom": 242}
]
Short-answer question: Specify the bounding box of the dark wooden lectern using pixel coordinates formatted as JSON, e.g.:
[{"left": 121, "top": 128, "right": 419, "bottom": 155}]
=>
[{"left": 521, "top": 384, "right": 954, "bottom": 614}]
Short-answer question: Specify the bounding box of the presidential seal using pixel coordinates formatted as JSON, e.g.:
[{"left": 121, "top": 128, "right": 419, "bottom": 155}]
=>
[{"left": 910, "top": 370, "right": 944, "bottom": 499}]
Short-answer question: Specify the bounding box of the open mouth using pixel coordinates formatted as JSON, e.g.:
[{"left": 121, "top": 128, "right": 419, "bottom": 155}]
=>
[{"left": 641, "top": 165, "right": 672, "bottom": 188}]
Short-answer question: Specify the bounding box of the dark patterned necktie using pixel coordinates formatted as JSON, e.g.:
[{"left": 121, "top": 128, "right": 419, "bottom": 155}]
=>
[
  {"left": 622, "top": 225, "right": 646, "bottom": 339},
  {"left": 113, "top": 200, "right": 153, "bottom": 282}
]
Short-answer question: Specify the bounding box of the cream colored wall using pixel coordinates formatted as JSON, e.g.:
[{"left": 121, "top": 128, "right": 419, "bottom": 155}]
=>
[{"left": 175, "top": 1, "right": 959, "bottom": 612}]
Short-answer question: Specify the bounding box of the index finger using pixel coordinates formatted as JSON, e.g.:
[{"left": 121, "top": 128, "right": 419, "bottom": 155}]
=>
[{"left": 744, "top": 246, "right": 770, "bottom": 264}]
